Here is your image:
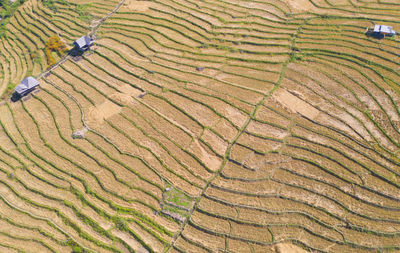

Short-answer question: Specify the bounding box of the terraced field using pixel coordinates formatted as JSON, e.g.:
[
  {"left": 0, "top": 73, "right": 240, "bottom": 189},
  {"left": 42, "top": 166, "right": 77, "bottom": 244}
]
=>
[{"left": 0, "top": 0, "right": 400, "bottom": 252}]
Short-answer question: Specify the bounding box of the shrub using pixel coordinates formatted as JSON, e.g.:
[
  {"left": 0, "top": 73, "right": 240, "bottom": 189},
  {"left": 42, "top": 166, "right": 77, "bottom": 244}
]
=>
[
  {"left": 44, "top": 35, "right": 68, "bottom": 67},
  {"left": 72, "top": 246, "right": 83, "bottom": 253}
]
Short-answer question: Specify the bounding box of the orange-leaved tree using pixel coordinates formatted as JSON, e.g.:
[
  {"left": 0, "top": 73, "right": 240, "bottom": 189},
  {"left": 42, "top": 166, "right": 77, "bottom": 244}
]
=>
[{"left": 45, "top": 35, "right": 69, "bottom": 67}]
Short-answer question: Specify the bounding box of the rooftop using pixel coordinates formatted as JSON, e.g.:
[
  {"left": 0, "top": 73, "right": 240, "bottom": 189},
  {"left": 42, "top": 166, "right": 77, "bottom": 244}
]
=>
[
  {"left": 374, "top": 24, "right": 395, "bottom": 34},
  {"left": 74, "top": 35, "right": 93, "bottom": 49},
  {"left": 14, "top": 77, "right": 39, "bottom": 95}
]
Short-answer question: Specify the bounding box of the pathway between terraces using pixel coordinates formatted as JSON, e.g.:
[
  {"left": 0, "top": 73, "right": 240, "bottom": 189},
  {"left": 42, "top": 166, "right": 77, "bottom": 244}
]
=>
[{"left": 36, "top": 0, "right": 126, "bottom": 80}]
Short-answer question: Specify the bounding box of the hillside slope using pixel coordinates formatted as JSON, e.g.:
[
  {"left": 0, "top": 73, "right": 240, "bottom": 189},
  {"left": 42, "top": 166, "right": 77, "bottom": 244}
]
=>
[{"left": 0, "top": 0, "right": 400, "bottom": 252}]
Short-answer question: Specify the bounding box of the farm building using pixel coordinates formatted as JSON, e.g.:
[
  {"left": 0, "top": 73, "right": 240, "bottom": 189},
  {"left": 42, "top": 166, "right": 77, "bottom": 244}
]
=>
[
  {"left": 73, "top": 35, "right": 93, "bottom": 51},
  {"left": 14, "top": 76, "right": 39, "bottom": 97},
  {"left": 373, "top": 24, "right": 396, "bottom": 36}
]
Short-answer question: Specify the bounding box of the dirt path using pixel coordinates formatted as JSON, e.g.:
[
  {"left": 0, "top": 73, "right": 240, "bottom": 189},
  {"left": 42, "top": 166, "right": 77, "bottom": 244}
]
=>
[
  {"left": 35, "top": 0, "right": 126, "bottom": 82},
  {"left": 11, "top": 1, "right": 126, "bottom": 248},
  {"left": 89, "top": 0, "right": 126, "bottom": 38},
  {"left": 168, "top": 58, "right": 293, "bottom": 251}
]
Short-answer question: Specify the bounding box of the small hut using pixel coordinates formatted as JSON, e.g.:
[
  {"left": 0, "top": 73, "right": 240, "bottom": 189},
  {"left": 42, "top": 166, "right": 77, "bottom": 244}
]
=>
[
  {"left": 14, "top": 77, "right": 39, "bottom": 97},
  {"left": 373, "top": 25, "right": 396, "bottom": 37},
  {"left": 73, "top": 35, "right": 93, "bottom": 51}
]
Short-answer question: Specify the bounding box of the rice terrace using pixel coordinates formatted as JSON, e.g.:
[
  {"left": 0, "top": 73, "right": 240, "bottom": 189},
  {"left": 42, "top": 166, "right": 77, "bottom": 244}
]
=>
[{"left": 0, "top": 0, "right": 400, "bottom": 252}]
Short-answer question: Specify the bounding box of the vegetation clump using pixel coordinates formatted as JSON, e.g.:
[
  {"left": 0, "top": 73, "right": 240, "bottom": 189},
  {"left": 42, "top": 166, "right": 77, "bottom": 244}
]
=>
[
  {"left": 0, "top": 0, "right": 27, "bottom": 37},
  {"left": 76, "top": 4, "right": 93, "bottom": 23},
  {"left": 5, "top": 81, "right": 15, "bottom": 94},
  {"left": 161, "top": 185, "right": 194, "bottom": 222},
  {"left": 30, "top": 50, "right": 42, "bottom": 64},
  {"left": 45, "top": 35, "right": 68, "bottom": 67},
  {"left": 65, "top": 238, "right": 86, "bottom": 253},
  {"left": 42, "top": 0, "right": 69, "bottom": 13},
  {"left": 164, "top": 187, "right": 193, "bottom": 209}
]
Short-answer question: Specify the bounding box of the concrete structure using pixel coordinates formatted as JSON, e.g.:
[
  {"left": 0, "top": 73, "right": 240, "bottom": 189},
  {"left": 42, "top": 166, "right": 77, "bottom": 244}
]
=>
[
  {"left": 14, "top": 77, "right": 39, "bottom": 97},
  {"left": 73, "top": 35, "right": 93, "bottom": 51}
]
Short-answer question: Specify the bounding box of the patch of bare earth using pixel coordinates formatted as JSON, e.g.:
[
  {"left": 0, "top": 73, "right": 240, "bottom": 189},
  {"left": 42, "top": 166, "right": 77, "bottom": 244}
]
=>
[
  {"left": 110, "top": 83, "right": 142, "bottom": 105},
  {"left": 123, "top": 0, "right": 153, "bottom": 11},
  {"left": 273, "top": 89, "right": 319, "bottom": 120},
  {"left": 283, "top": 0, "right": 317, "bottom": 13},
  {"left": 87, "top": 100, "right": 122, "bottom": 126}
]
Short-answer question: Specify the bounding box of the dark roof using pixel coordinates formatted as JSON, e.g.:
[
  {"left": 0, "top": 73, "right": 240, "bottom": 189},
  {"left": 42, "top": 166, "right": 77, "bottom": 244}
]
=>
[
  {"left": 15, "top": 77, "right": 39, "bottom": 95},
  {"left": 74, "top": 35, "right": 93, "bottom": 49}
]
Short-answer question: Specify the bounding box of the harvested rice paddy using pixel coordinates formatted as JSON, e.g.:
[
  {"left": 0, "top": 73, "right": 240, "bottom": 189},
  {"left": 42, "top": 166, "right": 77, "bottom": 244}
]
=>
[{"left": 0, "top": 0, "right": 400, "bottom": 252}]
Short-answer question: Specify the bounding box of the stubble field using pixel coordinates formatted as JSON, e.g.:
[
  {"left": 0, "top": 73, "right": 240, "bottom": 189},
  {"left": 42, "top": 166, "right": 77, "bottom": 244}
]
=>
[{"left": 0, "top": 0, "right": 399, "bottom": 252}]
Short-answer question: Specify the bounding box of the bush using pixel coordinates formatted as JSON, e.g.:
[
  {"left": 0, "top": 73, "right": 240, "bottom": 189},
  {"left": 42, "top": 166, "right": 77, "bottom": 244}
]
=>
[
  {"left": 72, "top": 246, "right": 82, "bottom": 253},
  {"left": 45, "top": 35, "right": 68, "bottom": 67}
]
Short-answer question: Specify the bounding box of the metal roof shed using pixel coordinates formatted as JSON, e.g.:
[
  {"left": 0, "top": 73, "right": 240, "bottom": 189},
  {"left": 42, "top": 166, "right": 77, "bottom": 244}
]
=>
[
  {"left": 14, "top": 77, "right": 39, "bottom": 96},
  {"left": 73, "top": 35, "right": 93, "bottom": 51},
  {"left": 373, "top": 24, "right": 396, "bottom": 36}
]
